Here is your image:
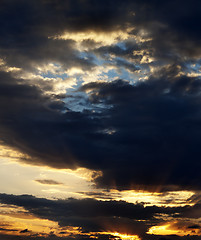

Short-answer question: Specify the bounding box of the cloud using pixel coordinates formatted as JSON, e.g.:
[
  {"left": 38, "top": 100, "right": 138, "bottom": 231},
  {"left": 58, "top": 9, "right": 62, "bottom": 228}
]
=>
[
  {"left": 0, "top": 0, "right": 201, "bottom": 193},
  {"left": 0, "top": 228, "right": 18, "bottom": 232},
  {"left": 0, "top": 193, "right": 174, "bottom": 236},
  {"left": 188, "top": 225, "right": 201, "bottom": 229},
  {"left": 20, "top": 229, "right": 30, "bottom": 233},
  {"left": 1, "top": 1, "right": 201, "bottom": 240},
  {"left": 35, "top": 179, "right": 63, "bottom": 185},
  {"left": 79, "top": 71, "right": 201, "bottom": 191},
  {"left": 2, "top": 66, "right": 201, "bottom": 191},
  {"left": 0, "top": 194, "right": 163, "bottom": 239},
  {"left": 0, "top": 0, "right": 200, "bottom": 74},
  {"left": 2, "top": 193, "right": 201, "bottom": 239},
  {"left": 0, "top": 233, "right": 75, "bottom": 240}
]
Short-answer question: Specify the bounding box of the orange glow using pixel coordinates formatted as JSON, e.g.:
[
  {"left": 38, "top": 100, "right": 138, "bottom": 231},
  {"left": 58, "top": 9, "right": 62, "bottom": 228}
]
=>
[
  {"left": 0, "top": 144, "right": 196, "bottom": 208},
  {"left": 97, "top": 231, "right": 141, "bottom": 240},
  {"left": 109, "top": 232, "right": 141, "bottom": 240},
  {"left": 0, "top": 214, "right": 58, "bottom": 236},
  {"left": 0, "top": 214, "right": 81, "bottom": 237},
  {"left": 147, "top": 221, "right": 201, "bottom": 236},
  {"left": 0, "top": 204, "right": 82, "bottom": 237},
  {"left": 148, "top": 223, "right": 180, "bottom": 236},
  {"left": 0, "top": 204, "right": 141, "bottom": 239},
  {"left": 108, "top": 189, "right": 194, "bottom": 207}
]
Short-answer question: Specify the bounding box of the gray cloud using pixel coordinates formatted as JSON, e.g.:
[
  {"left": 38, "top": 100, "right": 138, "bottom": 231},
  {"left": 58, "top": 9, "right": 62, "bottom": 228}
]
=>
[{"left": 35, "top": 179, "right": 63, "bottom": 185}]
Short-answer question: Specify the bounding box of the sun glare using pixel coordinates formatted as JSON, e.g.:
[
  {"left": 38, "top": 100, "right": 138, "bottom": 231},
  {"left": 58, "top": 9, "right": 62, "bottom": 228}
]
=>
[{"left": 100, "top": 232, "right": 141, "bottom": 240}]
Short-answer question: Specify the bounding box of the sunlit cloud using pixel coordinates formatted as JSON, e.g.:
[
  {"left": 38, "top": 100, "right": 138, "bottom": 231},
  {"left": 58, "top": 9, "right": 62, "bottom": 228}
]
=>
[
  {"left": 0, "top": 58, "right": 21, "bottom": 73},
  {"left": 51, "top": 28, "right": 135, "bottom": 48},
  {"left": 148, "top": 223, "right": 180, "bottom": 236},
  {"left": 119, "top": 190, "right": 195, "bottom": 207},
  {"left": 148, "top": 221, "right": 201, "bottom": 237},
  {"left": 96, "top": 231, "right": 141, "bottom": 240}
]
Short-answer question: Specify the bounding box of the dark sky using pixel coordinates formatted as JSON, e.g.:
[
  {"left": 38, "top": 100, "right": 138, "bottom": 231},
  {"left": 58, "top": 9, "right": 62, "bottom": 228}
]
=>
[{"left": 1, "top": 0, "right": 201, "bottom": 239}]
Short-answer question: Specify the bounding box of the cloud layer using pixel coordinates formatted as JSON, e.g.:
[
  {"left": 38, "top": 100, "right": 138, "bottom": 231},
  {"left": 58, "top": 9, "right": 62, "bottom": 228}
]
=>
[{"left": 1, "top": 193, "right": 201, "bottom": 239}]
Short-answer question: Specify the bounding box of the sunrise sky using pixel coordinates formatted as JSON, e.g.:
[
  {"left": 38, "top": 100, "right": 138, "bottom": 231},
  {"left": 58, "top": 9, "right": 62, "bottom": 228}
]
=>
[{"left": 1, "top": 0, "right": 201, "bottom": 239}]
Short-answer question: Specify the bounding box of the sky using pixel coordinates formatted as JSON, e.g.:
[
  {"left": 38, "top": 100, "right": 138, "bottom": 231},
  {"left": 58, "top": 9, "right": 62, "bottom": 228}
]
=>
[{"left": 1, "top": 0, "right": 201, "bottom": 239}]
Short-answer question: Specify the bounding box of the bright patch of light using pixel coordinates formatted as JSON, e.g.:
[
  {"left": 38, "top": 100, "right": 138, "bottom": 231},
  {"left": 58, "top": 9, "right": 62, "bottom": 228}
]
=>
[
  {"left": 0, "top": 144, "right": 101, "bottom": 199},
  {"left": 51, "top": 29, "right": 134, "bottom": 47},
  {"left": 147, "top": 221, "right": 201, "bottom": 236},
  {"left": 148, "top": 223, "right": 179, "bottom": 236},
  {"left": 101, "top": 232, "right": 141, "bottom": 240},
  {"left": 119, "top": 190, "right": 194, "bottom": 207}
]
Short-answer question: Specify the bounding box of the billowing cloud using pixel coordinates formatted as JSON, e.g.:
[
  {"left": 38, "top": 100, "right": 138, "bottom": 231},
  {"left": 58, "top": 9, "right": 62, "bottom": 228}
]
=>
[{"left": 2, "top": 67, "right": 201, "bottom": 191}]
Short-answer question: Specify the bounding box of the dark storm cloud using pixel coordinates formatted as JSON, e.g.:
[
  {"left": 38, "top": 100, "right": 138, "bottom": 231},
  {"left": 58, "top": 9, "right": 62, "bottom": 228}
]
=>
[
  {"left": 0, "top": 0, "right": 139, "bottom": 71},
  {"left": 0, "top": 0, "right": 201, "bottom": 192},
  {"left": 2, "top": 66, "right": 201, "bottom": 190},
  {"left": 0, "top": 193, "right": 184, "bottom": 237},
  {"left": 0, "top": 70, "right": 77, "bottom": 169},
  {"left": 128, "top": 0, "right": 201, "bottom": 60},
  {"left": 141, "top": 0, "right": 201, "bottom": 59},
  {"left": 0, "top": 70, "right": 110, "bottom": 170},
  {"left": 0, "top": 194, "right": 150, "bottom": 237},
  {"left": 0, "top": 0, "right": 100, "bottom": 71},
  {"left": 0, "top": 0, "right": 201, "bottom": 71},
  {"left": 2, "top": 193, "right": 201, "bottom": 240},
  {"left": 0, "top": 193, "right": 170, "bottom": 221},
  {"left": 78, "top": 70, "right": 201, "bottom": 190},
  {"left": 90, "top": 0, "right": 201, "bottom": 62}
]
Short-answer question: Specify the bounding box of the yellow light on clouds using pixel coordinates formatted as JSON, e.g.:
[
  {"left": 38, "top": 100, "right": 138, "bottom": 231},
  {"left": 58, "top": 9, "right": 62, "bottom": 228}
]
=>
[
  {"left": 99, "top": 231, "right": 141, "bottom": 240},
  {"left": 52, "top": 29, "right": 133, "bottom": 46},
  {"left": 148, "top": 221, "right": 201, "bottom": 237},
  {"left": 148, "top": 223, "right": 179, "bottom": 236},
  {"left": 111, "top": 189, "right": 194, "bottom": 207}
]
